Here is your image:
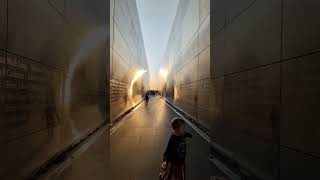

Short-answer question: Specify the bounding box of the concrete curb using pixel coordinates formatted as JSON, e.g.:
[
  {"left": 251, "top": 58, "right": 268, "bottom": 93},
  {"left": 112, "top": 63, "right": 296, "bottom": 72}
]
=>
[
  {"left": 110, "top": 100, "right": 143, "bottom": 135},
  {"left": 160, "top": 97, "right": 210, "bottom": 137},
  {"left": 30, "top": 122, "right": 109, "bottom": 180},
  {"left": 110, "top": 99, "right": 144, "bottom": 129}
]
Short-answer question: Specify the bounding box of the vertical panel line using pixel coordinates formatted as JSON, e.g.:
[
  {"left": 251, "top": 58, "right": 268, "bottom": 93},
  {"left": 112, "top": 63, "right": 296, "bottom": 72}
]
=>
[
  {"left": 6, "top": 0, "right": 8, "bottom": 51},
  {"left": 279, "top": 0, "right": 284, "bottom": 179},
  {"left": 196, "top": 0, "right": 200, "bottom": 120}
]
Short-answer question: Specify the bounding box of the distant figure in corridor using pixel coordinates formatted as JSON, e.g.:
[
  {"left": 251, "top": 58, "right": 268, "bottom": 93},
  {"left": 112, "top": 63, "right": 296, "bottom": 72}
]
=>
[
  {"left": 144, "top": 93, "right": 149, "bottom": 107},
  {"left": 160, "top": 117, "right": 192, "bottom": 180}
]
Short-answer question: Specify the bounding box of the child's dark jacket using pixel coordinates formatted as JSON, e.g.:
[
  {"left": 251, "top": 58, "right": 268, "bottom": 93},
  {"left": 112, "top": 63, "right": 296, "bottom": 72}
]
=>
[{"left": 163, "top": 132, "right": 192, "bottom": 166}]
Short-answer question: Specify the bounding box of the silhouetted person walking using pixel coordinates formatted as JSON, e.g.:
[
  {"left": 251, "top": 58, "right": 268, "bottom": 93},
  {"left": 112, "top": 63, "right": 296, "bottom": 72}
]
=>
[{"left": 144, "top": 93, "right": 149, "bottom": 107}]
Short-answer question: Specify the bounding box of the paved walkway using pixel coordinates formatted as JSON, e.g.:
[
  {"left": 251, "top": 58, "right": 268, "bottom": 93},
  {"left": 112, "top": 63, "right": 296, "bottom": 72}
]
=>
[{"left": 110, "top": 96, "right": 226, "bottom": 180}]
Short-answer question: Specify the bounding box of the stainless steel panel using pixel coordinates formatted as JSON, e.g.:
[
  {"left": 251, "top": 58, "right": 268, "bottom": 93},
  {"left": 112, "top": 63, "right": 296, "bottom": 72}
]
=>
[
  {"left": 198, "top": 47, "right": 210, "bottom": 80},
  {"left": 180, "top": 57, "right": 198, "bottom": 84},
  {"left": 113, "top": 0, "right": 130, "bottom": 51},
  {"left": 130, "top": 54, "right": 139, "bottom": 70},
  {"left": 110, "top": 0, "right": 114, "bottom": 17},
  {"left": 211, "top": 0, "right": 226, "bottom": 35},
  {"left": 283, "top": 0, "right": 320, "bottom": 59},
  {"left": 181, "top": 33, "right": 199, "bottom": 66},
  {"left": 226, "top": 0, "right": 255, "bottom": 22},
  {"left": 175, "top": 71, "right": 181, "bottom": 85},
  {"left": 210, "top": 78, "right": 224, "bottom": 145},
  {"left": 65, "top": 0, "right": 109, "bottom": 35},
  {"left": 112, "top": 50, "right": 130, "bottom": 83},
  {"left": 199, "top": 0, "right": 210, "bottom": 25},
  {"left": 211, "top": 30, "right": 226, "bottom": 78},
  {"left": 2, "top": 0, "right": 109, "bottom": 178},
  {"left": 182, "top": 0, "right": 199, "bottom": 47},
  {"left": 224, "top": 0, "right": 281, "bottom": 74},
  {"left": 113, "top": 25, "right": 130, "bottom": 65},
  {"left": 221, "top": 63, "right": 280, "bottom": 179},
  {"left": 281, "top": 53, "right": 320, "bottom": 156},
  {"left": 177, "top": 81, "right": 198, "bottom": 118},
  {"left": 1, "top": 52, "right": 62, "bottom": 143},
  {"left": 110, "top": 79, "right": 127, "bottom": 120},
  {"left": 280, "top": 148, "right": 320, "bottom": 180},
  {"left": 223, "top": 131, "right": 278, "bottom": 179},
  {"left": 199, "top": 15, "right": 210, "bottom": 53},
  {"left": 110, "top": 18, "right": 114, "bottom": 46},
  {"left": 197, "top": 79, "right": 213, "bottom": 129},
  {"left": 223, "top": 64, "right": 280, "bottom": 141},
  {"left": 1, "top": 125, "right": 63, "bottom": 179},
  {"left": 8, "top": 0, "right": 64, "bottom": 67},
  {"left": 0, "top": 0, "right": 6, "bottom": 50},
  {"left": 110, "top": 48, "right": 113, "bottom": 77}
]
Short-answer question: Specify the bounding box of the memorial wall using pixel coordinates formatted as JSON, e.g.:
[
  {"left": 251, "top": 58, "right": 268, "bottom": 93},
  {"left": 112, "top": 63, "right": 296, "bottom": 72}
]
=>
[
  {"left": 0, "top": 0, "right": 109, "bottom": 179},
  {"left": 164, "top": 0, "right": 211, "bottom": 128},
  {"left": 210, "top": 0, "right": 320, "bottom": 179},
  {"left": 110, "top": 0, "right": 149, "bottom": 121},
  {"left": 165, "top": 0, "right": 320, "bottom": 179}
]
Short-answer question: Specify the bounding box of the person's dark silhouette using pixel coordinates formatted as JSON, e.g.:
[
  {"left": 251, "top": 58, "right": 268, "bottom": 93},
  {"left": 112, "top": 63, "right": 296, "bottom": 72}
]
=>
[
  {"left": 144, "top": 93, "right": 149, "bottom": 107},
  {"left": 160, "top": 117, "right": 192, "bottom": 180}
]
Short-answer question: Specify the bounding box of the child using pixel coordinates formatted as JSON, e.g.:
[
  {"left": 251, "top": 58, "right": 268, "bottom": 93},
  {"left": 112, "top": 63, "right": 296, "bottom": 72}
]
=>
[{"left": 160, "top": 117, "right": 192, "bottom": 180}]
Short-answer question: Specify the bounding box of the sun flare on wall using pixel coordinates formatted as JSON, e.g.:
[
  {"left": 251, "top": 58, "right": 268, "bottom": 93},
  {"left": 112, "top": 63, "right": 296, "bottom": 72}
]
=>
[{"left": 129, "top": 69, "right": 147, "bottom": 99}]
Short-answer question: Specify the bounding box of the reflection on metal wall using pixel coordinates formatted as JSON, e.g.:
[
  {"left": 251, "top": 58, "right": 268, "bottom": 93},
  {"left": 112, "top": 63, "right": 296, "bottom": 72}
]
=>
[
  {"left": 110, "top": 0, "right": 149, "bottom": 121},
  {"left": 0, "top": 0, "right": 109, "bottom": 179},
  {"left": 110, "top": 79, "right": 127, "bottom": 103},
  {"left": 164, "top": 0, "right": 211, "bottom": 128},
  {"left": 210, "top": 0, "right": 320, "bottom": 179},
  {"left": 166, "top": 0, "right": 320, "bottom": 179}
]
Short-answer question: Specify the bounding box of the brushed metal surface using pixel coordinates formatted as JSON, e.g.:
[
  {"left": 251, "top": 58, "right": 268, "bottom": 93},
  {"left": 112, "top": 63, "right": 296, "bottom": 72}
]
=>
[
  {"left": 283, "top": 0, "right": 320, "bottom": 59},
  {"left": 211, "top": 29, "right": 226, "bottom": 78},
  {"left": 226, "top": 0, "right": 255, "bottom": 22},
  {"left": 224, "top": 0, "right": 281, "bottom": 74},
  {"left": 211, "top": 0, "right": 226, "bottom": 35},
  {"left": 110, "top": 0, "right": 149, "bottom": 122},
  {"left": 199, "top": 0, "right": 210, "bottom": 25},
  {"left": 199, "top": 15, "right": 210, "bottom": 53},
  {"left": 280, "top": 147, "right": 320, "bottom": 180},
  {"left": 281, "top": 53, "right": 320, "bottom": 157},
  {"left": 197, "top": 79, "right": 214, "bottom": 128},
  {"left": 198, "top": 47, "right": 210, "bottom": 80},
  {"left": 223, "top": 64, "right": 280, "bottom": 140},
  {"left": 0, "top": 0, "right": 6, "bottom": 50},
  {"left": 1, "top": 0, "right": 109, "bottom": 179}
]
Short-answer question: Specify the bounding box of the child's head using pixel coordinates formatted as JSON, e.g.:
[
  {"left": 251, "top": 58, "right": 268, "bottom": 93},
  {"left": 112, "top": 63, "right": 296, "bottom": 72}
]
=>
[{"left": 171, "top": 117, "right": 185, "bottom": 135}]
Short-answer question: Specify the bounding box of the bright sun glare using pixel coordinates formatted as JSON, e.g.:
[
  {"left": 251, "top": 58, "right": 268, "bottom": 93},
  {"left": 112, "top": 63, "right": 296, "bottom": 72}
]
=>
[
  {"left": 159, "top": 68, "right": 168, "bottom": 80},
  {"left": 129, "top": 69, "right": 147, "bottom": 99}
]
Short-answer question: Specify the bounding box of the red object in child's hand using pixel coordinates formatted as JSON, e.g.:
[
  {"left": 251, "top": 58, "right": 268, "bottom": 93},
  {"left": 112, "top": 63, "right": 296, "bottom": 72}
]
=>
[{"left": 159, "top": 162, "right": 171, "bottom": 180}]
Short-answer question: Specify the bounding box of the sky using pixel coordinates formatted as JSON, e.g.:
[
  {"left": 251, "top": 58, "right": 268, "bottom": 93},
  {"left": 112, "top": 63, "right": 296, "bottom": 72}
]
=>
[{"left": 136, "top": 0, "right": 179, "bottom": 90}]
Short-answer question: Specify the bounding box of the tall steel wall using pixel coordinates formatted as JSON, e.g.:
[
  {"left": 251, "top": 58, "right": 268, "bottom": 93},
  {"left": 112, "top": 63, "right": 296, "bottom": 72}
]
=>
[
  {"left": 165, "top": 0, "right": 320, "bottom": 179},
  {"left": 0, "top": 0, "right": 109, "bottom": 179},
  {"left": 110, "top": 0, "right": 149, "bottom": 120},
  {"left": 164, "top": 0, "right": 211, "bottom": 128},
  {"left": 211, "top": 0, "right": 320, "bottom": 179}
]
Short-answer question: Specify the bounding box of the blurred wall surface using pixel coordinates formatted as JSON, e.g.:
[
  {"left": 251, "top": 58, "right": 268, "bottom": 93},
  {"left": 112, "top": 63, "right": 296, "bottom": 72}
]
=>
[
  {"left": 165, "top": 0, "right": 320, "bottom": 179},
  {"left": 0, "top": 0, "right": 109, "bottom": 179},
  {"left": 110, "top": 0, "right": 149, "bottom": 121}
]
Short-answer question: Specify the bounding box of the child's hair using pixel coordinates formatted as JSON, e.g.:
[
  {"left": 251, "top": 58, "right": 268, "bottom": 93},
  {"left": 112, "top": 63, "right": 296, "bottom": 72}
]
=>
[{"left": 171, "top": 117, "right": 185, "bottom": 130}]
